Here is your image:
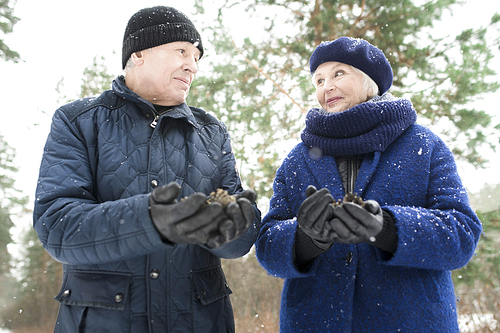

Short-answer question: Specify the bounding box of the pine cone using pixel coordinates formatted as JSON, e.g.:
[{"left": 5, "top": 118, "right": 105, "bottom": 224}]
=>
[
  {"left": 206, "top": 188, "right": 236, "bottom": 208},
  {"left": 333, "top": 193, "right": 365, "bottom": 207}
]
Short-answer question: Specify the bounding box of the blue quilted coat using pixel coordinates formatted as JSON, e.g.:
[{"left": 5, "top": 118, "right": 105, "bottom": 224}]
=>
[
  {"left": 255, "top": 97, "right": 482, "bottom": 332},
  {"left": 33, "top": 76, "right": 261, "bottom": 333}
]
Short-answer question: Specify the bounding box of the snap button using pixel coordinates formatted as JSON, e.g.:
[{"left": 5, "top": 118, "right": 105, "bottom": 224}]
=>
[
  {"left": 150, "top": 268, "right": 160, "bottom": 279},
  {"left": 151, "top": 180, "right": 158, "bottom": 188},
  {"left": 200, "top": 290, "right": 207, "bottom": 299},
  {"left": 115, "top": 292, "right": 124, "bottom": 303},
  {"left": 62, "top": 289, "right": 71, "bottom": 297},
  {"left": 344, "top": 252, "right": 353, "bottom": 264}
]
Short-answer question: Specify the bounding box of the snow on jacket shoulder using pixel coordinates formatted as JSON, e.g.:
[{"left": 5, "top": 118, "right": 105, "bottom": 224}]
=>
[{"left": 33, "top": 76, "right": 260, "bottom": 333}]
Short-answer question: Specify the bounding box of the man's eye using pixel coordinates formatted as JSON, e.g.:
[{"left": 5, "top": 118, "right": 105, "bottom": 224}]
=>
[{"left": 178, "top": 49, "right": 186, "bottom": 54}]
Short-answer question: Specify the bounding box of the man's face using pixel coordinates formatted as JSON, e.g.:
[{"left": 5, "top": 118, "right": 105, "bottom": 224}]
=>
[{"left": 134, "top": 41, "right": 200, "bottom": 106}]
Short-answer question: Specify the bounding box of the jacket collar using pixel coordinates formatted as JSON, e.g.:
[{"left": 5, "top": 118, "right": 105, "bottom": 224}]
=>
[{"left": 111, "top": 75, "right": 199, "bottom": 129}]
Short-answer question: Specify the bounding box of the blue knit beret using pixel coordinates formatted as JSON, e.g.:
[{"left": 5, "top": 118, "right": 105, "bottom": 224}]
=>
[{"left": 309, "top": 37, "right": 393, "bottom": 95}]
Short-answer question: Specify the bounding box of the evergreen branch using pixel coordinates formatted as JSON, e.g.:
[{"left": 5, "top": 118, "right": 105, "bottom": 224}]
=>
[
  {"left": 230, "top": 38, "right": 307, "bottom": 114},
  {"left": 311, "top": 0, "right": 323, "bottom": 46}
]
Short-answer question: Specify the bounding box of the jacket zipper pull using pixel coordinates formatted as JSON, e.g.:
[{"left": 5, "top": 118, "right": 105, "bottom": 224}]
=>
[{"left": 150, "top": 115, "right": 159, "bottom": 129}]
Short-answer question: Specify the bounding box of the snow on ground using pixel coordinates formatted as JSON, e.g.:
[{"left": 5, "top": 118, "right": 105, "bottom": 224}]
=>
[{"left": 459, "top": 313, "right": 498, "bottom": 332}]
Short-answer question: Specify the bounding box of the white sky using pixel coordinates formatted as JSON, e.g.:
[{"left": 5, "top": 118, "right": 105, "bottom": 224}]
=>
[{"left": 0, "top": 0, "right": 499, "bottom": 221}]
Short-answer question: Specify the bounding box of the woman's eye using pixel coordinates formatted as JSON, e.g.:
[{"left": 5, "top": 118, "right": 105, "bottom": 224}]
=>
[
  {"left": 335, "top": 70, "right": 345, "bottom": 77},
  {"left": 316, "top": 78, "right": 324, "bottom": 85},
  {"left": 178, "top": 49, "right": 186, "bottom": 54}
]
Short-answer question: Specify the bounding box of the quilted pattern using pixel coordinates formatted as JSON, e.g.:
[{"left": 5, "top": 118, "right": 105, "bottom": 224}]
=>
[{"left": 33, "top": 76, "right": 259, "bottom": 333}]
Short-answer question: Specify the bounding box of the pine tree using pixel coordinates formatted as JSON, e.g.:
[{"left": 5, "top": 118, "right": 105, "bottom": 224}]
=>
[
  {"left": 79, "top": 55, "right": 116, "bottom": 97},
  {"left": 0, "top": 142, "right": 15, "bottom": 328},
  {"left": 56, "top": 55, "right": 115, "bottom": 103},
  {"left": 1, "top": 57, "right": 114, "bottom": 332},
  {"left": 1, "top": 229, "right": 61, "bottom": 331},
  {"left": 452, "top": 207, "right": 500, "bottom": 331},
  {"left": 0, "top": 134, "right": 28, "bottom": 329},
  {"left": 189, "top": 0, "right": 500, "bottom": 200},
  {"left": 0, "top": 0, "right": 20, "bottom": 62}
]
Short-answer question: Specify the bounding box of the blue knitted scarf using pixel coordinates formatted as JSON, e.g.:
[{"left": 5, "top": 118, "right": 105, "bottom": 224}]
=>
[{"left": 301, "top": 94, "right": 417, "bottom": 156}]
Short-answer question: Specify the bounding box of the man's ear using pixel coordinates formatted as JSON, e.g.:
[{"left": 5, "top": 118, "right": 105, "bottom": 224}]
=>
[{"left": 131, "top": 51, "right": 144, "bottom": 66}]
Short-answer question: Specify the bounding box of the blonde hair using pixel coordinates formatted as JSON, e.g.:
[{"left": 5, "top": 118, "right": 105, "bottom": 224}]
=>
[{"left": 351, "top": 66, "right": 379, "bottom": 98}]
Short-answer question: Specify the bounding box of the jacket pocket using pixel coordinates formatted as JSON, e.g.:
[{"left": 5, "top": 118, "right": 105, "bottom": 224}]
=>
[
  {"left": 55, "top": 270, "right": 132, "bottom": 310},
  {"left": 192, "top": 265, "right": 232, "bottom": 305}
]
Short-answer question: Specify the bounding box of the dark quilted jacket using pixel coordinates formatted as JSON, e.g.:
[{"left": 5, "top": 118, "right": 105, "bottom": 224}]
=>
[{"left": 33, "top": 76, "right": 261, "bottom": 333}]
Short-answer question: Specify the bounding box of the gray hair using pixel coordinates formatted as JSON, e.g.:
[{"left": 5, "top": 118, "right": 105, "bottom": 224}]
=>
[{"left": 123, "top": 57, "right": 135, "bottom": 75}]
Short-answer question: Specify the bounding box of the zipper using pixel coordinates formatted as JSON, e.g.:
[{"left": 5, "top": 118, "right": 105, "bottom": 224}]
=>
[
  {"left": 346, "top": 155, "right": 359, "bottom": 195},
  {"left": 150, "top": 114, "right": 160, "bottom": 128},
  {"left": 150, "top": 107, "right": 173, "bottom": 129}
]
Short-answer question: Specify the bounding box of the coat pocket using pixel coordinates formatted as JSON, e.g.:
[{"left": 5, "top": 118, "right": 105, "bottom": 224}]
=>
[
  {"left": 55, "top": 270, "right": 132, "bottom": 310},
  {"left": 192, "top": 265, "right": 232, "bottom": 305}
]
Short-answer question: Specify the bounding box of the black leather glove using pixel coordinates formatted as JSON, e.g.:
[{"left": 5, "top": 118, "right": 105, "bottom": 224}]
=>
[
  {"left": 218, "top": 189, "right": 257, "bottom": 245},
  {"left": 149, "top": 182, "right": 227, "bottom": 246},
  {"left": 297, "top": 185, "right": 335, "bottom": 250},
  {"left": 329, "top": 199, "right": 383, "bottom": 244}
]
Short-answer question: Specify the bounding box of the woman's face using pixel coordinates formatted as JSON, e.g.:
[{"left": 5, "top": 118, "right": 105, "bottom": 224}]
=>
[{"left": 313, "top": 62, "right": 370, "bottom": 113}]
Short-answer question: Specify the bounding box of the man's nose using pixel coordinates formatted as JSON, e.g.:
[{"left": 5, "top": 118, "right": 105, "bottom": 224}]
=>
[{"left": 182, "top": 58, "right": 198, "bottom": 74}]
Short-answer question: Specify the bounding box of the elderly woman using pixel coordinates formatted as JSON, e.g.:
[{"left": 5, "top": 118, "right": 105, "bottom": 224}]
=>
[{"left": 255, "top": 37, "right": 481, "bottom": 332}]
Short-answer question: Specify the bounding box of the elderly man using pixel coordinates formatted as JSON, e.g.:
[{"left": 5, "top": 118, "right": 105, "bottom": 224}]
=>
[{"left": 33, "top": 6, "right": 260, "bottom": 333}]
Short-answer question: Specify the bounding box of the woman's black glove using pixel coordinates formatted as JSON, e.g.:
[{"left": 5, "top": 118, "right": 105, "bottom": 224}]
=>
[
  {"left": 329, "top": 200, "right": 384, "bottom": 244},
  {"left": 149, "top": 182, "right": 228, "bottom": 247},
  {"left": 219, "top": 189, "right": 257, "bottom": 244},
  {"left": 297, "top": 185, "right": 335, "bottom": 250}
]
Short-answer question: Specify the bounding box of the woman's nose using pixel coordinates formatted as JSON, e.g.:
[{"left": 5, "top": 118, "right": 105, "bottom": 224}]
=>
[{"left": 324, "top": 79, "right": 336, "bottom": 92}]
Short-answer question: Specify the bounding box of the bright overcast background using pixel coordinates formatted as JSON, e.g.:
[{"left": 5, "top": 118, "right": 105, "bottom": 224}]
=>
[{"left": 1, "top": 0, "right": 499, "bottom": 223}]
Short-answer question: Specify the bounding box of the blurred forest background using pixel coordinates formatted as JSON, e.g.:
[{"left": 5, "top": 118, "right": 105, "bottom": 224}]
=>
[{"left": 1, "top": 0, "right": 500, "bottom": 332}]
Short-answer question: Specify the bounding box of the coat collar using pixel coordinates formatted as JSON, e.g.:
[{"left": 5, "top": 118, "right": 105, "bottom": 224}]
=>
[{"left": 112, "top": 75, "right": 199, "bottom": 129}]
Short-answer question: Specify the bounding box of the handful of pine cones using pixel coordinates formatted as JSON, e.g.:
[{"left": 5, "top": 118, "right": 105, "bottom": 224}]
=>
[
  {"left": 333, "top": 193, "right": 365, "bottom": 207},
  {"left": 180, "top": 189, "right": 236, "bottom": 208},
  {"left": 206, "top": 188, "right": 236, "bottom": 208}
]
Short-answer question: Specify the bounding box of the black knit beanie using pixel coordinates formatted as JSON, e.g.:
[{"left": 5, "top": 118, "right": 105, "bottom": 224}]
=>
[{"left": 122, "top": 6, "right": 204, "bottom": 69}]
